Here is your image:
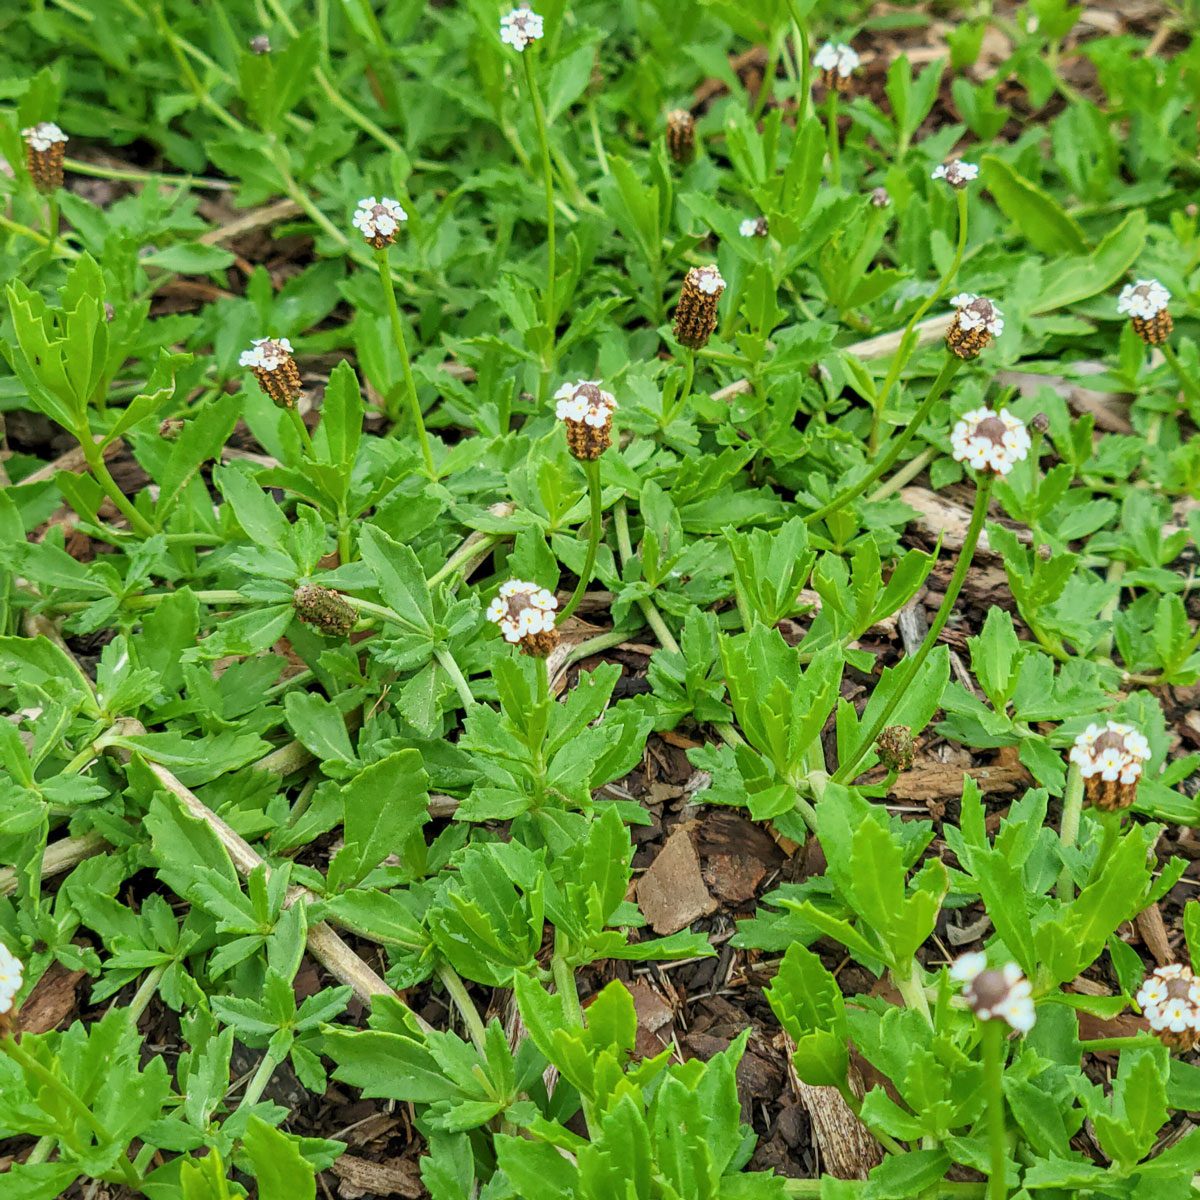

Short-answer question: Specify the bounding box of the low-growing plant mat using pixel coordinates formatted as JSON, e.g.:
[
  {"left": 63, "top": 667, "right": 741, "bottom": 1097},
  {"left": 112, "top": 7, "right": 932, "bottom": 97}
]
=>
[{"left": 1, "top": 0, "right": 1200, "bottom": 1198}]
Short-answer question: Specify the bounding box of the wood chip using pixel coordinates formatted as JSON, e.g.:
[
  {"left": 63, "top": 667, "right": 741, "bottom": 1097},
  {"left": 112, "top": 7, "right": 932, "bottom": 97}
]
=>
[
  {"left": 636, "top": 827, "right": 718, "bottom": 935},
  {"left": 16, "top": 963, "right": 84, "bottom": 1034},
  {"left": 897, "top": 487, "right": 1031, "bottom": 555},
  {"left": 1135, "top": 903, "right": 1175, "bottom": 966},
  {"left": 330, "top": 1154, "right": 423, "bottom": 1199},
  {"left": 889, "top": 760, "right": 1031, "bottom": 802},
  {"left": 787, "top": 1051, "right": 883, "bottom": 1181}
]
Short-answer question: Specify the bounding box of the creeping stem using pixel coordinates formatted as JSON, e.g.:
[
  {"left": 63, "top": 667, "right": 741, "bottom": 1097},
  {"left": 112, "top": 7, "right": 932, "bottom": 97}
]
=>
[{"left": 834, "top": 473, "right": 994, "bottom": 783}]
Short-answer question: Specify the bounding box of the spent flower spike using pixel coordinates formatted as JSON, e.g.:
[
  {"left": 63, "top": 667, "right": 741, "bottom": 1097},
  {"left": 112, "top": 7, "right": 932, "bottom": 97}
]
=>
[
  {"left": 951, "top": 408, "right": 1031, "bottom": 476},
  {"left": 932, "top": 159, "right": 979, "bottom": 188},
  {"left": 556, "top": 379, "right": 617, "bottom": 460},
  {"left": 353, "top": 197, "right": 407, "bottom": 248},
  {"left": 500, "top": 6, "right": 544, "bottom": 51},
  {"left": 951, "top": 954, "right": 1036, "bottom": 1033},
  {"left": 0, "top": 942, "right": 23, "bottom": 1015},
  {"left": 1069, "top": 720, "right": 1151, "bottom": 810},
  {"left": 946, "top": 293, "right": 1003, "bottom": 359}
]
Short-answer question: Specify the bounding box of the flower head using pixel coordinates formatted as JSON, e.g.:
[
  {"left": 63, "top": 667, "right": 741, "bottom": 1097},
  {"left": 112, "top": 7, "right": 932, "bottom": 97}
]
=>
[
  {"left": 500, "top": 6, "right": 544, "bottom": 51},
  {"left": 813, "top": 41, "right": 860, "bottom": 87},
  {"left": 555, "top": 380, "right": 617, "bottom": 459},
  {"left": 870, "top": 186, "right": 891, "bottom": 208},
  {"left": 875, "top": 724, "right": 915, "bottom": 772},
  {"left": 946, "top": 293, "right": 1004, "bottom": 359},
  {"left": 1069, "top": 720, "right": 1151, "bottom": 810},
  {"left": 21, "top": 122, "right": 68, "bottom": 193},
  {"left": 1118, "top": 279, "right": 1172, "bottom": 345},
  {"left": 240, "top": 337, "right": 302, "bottom": 409},
  {"left": 950, "top": 408, "right": 1031, "bottom": 476},
  {"left": 352, "top": 196, "right": 407, "bottom": 249},
  {"left": 673, "top": 266, "right": 726, "bottom": 350},
  {"left": 0, "top": 942, "right": 23, "bottom": 1016},
  {"left": 951, "top": 954, "right": 1035, "bottom": 1033},
  {"left": 1137, "top": 964, "right": 1200, "bottom": 1051},
  {"left": 249, "top": 34, "right": 272, "bottom": 54},
  {"left": 932, "top": 159, "right": 979, "bottom": 189},
  {"left": 487, "top": 580, "right": 559, "bottom": 656},
  {"left": 739, "top": 216, "right": 769, "bottom": 238},
  {"left": 22, "top": 122, "right": 67, "bottom": 152},
  {"left": 293, "top": 585, "right": 356, "bottom": 638}
]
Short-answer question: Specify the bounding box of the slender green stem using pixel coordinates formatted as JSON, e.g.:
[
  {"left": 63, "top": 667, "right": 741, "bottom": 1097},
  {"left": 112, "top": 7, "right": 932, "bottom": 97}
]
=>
[
  {"left": 81, "top": 441, "right": 156, "bottom": 537},
  {"left": 1160, "top": 342, "right": 1200, "bottom": 410},
  {"left": 894, "top": 962, "right": 933, "bottom": 1026},
  {"left": 435, "top": 646, "right": 475, "bottom": 709},
  {"left": 237, "top": 1046, "right": 285, "bottom": 1111},
  {"left": 825, "top": 88, "right": 841, "bottom": 186},
  {"left": 437, "top": 964, "right": 488, "bottom": 1053},
  {"left": 752, "top": 30, "right": 782, "bottom": 120},
  {"left": 1056, "top": 762, "right": 1085, "bottom": 901},
  {"left": 429, "top": 533, "right": 501, "bottom": 589},
  {"left": 868, "top": 188, "right": 969, "bottom": 453},
  {"left": 46, "top": 194, "right": 60, "bottom": 253},
  {"left": 375, "top": 247, "right": 436, "bottom": 477},
  {"left": 559, "top": 460, "right": 604, "bottom": 623},
  {"left": 286, "top": 406, "right": 317, "bottom": 460},
  {"left": 1, "top": 1036, "right": 142, "bottom": 1188},
  {"left": 784, "top": 0, "right": 812, "bottom": 123},
  {"left": 834, "top": 475, "right": 993, "bottom": 783},
  {"left": 154, "top": 5, "right": 246, "bottom": 135},
  {"left": 613, "top": 500, "right": 681, "bottom": 655},
  {"left": 522, "top": 51, "right": 557, "bottom": 406},
  {"left": 126, "top": 964, "right": 166, "bottom": 1025},
  {"left": 870, "top": 444, "right": 938, "bottom": 502},
  {"left": 552, "top": 948, "right": 585, "bottom": 1028},
  {"left": 64, "top": 157, "right": 232, "bottom": 190},
  {"left": 665, "top": 350, "right": 696, "bottom": 427},
  {"left": 1079, "top": 1035, "right": 1154, "bottom": 1053},
  {"left": 0, "top": 210, "right": 77, "bottom": 256},
  {"left": 806, "top": 356, "right": 961, "bottom": 526},
  {"left": 337, "top": 513, "right": 353, "bottom": 566},
  {"left": 982, "top": 1020, "right": 1009, "bottom": 1200}
]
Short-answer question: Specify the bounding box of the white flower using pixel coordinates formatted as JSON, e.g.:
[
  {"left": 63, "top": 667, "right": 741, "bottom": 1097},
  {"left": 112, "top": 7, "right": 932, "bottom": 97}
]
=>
[
  {"left": 1138, "top": 964, "right": 1200, "bottom": 1034},
  {"left": 691, "top": 265, "right": 725, "bottom": 295},
  {"left": 500, "top": 6, "right": 544, "bottom": 51},
  {"left": 932, "top": 159, "right": 979, "bottom": 188},
  {"left": 486, "top": 580, "right": 558, "bottom": 644},
  {"left": 950, "top": 407, "right": 1031, "bottom": 476},
  {"left": 555, "top": 380, "right": 616, "bottom": 428},
  {"left": 739, "top": 217, "right": 768, "bottom": 238},
  {"left": 21, "top": 122, "right": 67, "bottom": 151},
  {"left": 352, "top": 196, "right": 407, "bottom": 244},
  {"left": 239, "top": 337, "right": 294, "bottom": 371},
  {"left": 0, "top": 943, "right": 23, "bottom": 1015},
  {"left": 949, "top": 952, "right": 988, "bottom": 983},
  {"left": 1117, "top": 279, "right": 1170, "bottom": 320},
  {"left": 950, "top": 293, "right": 1004, "bottom": 337},
  {"left": 953, "top": 956, "right": 1035, "bottom": 1033},
  {"left": 1069, "top": 721, "right": 1151, "bottom": 784},
  {"left": 813, "top": 41, "right": 860, "bottom": 77}
]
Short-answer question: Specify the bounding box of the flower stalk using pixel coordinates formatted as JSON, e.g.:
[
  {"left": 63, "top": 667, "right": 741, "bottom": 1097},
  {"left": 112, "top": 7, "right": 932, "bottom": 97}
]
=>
[
  {"left": 982, "top": 1019, "right": 1009, "bottom": 1200},
  {"left": 522, "top": 50, "right": 558, "bottom": 405},
  {"left": 559, "top": 459, "right": 604, "bottom": 623}
]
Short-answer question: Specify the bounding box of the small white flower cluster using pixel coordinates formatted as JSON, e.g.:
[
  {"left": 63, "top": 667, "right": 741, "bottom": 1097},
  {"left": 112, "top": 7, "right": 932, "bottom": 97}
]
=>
[
  {"left": 0, "top": 942, "right": 23, "bottom": 1015},
  {"left": 950, "top": 408, "right": 1031, "bottom": 476},
  {"left": 500, "top": 6, "right": 544, "bottom": 51},
  {"left": 951, "top": 953, "right": 1036, "bottom": 1033},
  {"left": 813, "top": 42, "right": 860, "bottom": 77},
  {"left": 1069, "top": 721, "right": 1151, "bottom": 785},
  {"left": 239, "top": 337, "right": 294, "bottom": 371},
  {"left": 1137, "top": 964, "right": 1200, "bottom": 1040},
  {"left": 487, "top": 580, "right": 557, "bottom": 644},
  {"left": 352, "top": 197, "right": 407, "bottom": 244},
  {"left": 691, "top": 265, "right": 726, "bottom": 296},
  {"left": 951, "top": 293, "right": 1004, "bottom": 338},
  {"left": 22, "top": 122, "right": 67, "bottom": 151},
  {"left": 555, "top": 380, "right": 616, "bottom": 428},
  {"left": 1117, "top": 279, "right": 1170, "bottom": 320},
  {"left": 932, "top": 159, "right": 979, "bottom": 188},
  {"left": 739, "top": 216, "right": 768, "bottom": 238}
]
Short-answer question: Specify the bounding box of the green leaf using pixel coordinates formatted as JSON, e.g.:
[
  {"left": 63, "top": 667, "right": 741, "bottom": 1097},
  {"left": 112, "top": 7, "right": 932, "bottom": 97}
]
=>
[
  {"left": 766, "top": 943, "right": 849, "bottom": 1087},
  {"left": 980, "top": 155, "right": 1087, "bottom": 255},
  {"left": 1031, "top": 210, "right": 1146, "bottom": 314},
  {"left": 242, "top": 1116, "right": 316, "bottom": 1200}
]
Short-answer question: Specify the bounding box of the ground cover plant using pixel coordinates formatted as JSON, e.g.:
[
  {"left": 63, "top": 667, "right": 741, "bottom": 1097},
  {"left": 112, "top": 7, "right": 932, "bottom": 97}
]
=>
[{"left": 1, "top": 0, "right": 1200, "bottom": 1196}]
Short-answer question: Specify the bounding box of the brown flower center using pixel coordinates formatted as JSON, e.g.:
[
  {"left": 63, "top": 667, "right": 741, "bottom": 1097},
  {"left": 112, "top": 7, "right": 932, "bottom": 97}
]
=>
[
  {"left": 974, "top": 417, "right": 1007, "bottom": 445},
  {"left": 969, "top": 970, "right": 1011, "bottom": 1008}
]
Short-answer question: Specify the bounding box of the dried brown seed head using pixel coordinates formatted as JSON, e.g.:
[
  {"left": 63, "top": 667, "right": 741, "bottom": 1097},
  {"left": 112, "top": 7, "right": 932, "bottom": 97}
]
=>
[{"left": 293, "top": 585, "right": 357, "bottom": 637}]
